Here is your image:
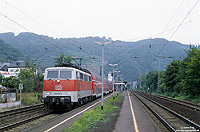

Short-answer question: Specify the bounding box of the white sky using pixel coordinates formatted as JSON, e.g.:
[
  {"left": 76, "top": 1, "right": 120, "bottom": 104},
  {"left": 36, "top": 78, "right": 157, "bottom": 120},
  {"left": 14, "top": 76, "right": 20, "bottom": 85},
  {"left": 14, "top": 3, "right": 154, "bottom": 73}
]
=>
[{"left": 0, "top": 0, "right": 199, "bottom": 44}]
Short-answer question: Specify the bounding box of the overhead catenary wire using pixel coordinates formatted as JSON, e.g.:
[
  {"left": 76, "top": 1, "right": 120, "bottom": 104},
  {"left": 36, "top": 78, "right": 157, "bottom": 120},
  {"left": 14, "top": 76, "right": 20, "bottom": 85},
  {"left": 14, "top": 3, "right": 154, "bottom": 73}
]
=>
[
  {"left": 133, "top": 0, "right": 200, "bottom": 80},
  {"left": 147, "top": 0, "right": 186, "bottom": 53},
  {"left": 156, "top": 0, "right": 199, "bottom": 57},
  {"left": 0, "top": 12, "right": 73, "bottom": 55},
  {"left": 1, "top": 0, "right": 60, "bottom": 38},
  {"left": 128, "top": 14, "right": 200, "bottom": 42}
]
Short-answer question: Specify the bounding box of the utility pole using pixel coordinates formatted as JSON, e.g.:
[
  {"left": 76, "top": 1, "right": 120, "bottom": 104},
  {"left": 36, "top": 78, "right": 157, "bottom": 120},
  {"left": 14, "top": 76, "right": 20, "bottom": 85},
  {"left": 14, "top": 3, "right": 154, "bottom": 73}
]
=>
[
  {"left": 115, "top": 71, "right": 120, "bottom": 91},
  {"left": 109, "top": 64, "right": 118, "bottom": 99},
  {"left": 156, "top": 56, "right": 173, "bottom": 93}
]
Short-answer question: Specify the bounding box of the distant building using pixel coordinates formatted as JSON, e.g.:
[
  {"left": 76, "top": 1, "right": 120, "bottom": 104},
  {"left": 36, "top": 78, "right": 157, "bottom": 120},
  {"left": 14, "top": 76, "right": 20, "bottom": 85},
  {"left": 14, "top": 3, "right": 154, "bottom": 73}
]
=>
[
  {"left": 133, "top": 81, "right": 137, "bottom": 89},
  {"left": 0, "top": 61, "right": 25, "bottom": 77},
  {"left": 0, "top": 64, "right": 8, "bottom": 71},
  {"left": 7, "top": 61, "right": 25, "bottom": 74}
]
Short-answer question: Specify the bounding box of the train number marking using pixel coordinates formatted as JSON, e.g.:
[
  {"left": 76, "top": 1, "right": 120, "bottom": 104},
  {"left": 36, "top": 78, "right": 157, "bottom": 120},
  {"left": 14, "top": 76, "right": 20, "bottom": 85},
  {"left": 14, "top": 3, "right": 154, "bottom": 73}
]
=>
[{"left": 55, "top": 85, "right": 62, "bottom": 90}]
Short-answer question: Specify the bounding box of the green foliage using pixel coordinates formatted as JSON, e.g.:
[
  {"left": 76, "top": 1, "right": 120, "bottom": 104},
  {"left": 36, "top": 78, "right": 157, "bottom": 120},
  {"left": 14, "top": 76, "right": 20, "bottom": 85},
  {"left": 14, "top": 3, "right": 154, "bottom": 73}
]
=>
[
  {"left": 164, "top": 60, "right": 181, "bottom": 93},
  {"left": 0, "top": 64, "right": 43, "bottom": 92},
  {"left": 0, "top": 39, "right": 24, "bottom": 62},
  {"left": 182, "top": 47, "right": 200, "bottom": 97},
  {"left": 138, "top": 47, "right": 200, "bottom": 101},
  {"left": 55, "top": 54, "right": 73, "bottom": 66},
  {"left": 18, "top": 68, "right": 43, "bottom": 92},
  {"left": 138, "top": 74, "right": 147, "bottom": 90},
  {"left": 0, "top": 33, "right": 190, "bottom": 82},
  {"left": 1, "top": 76, "right": 20, "bottom": 88},
  {"left": 21, "top": 92, "right": 42, "bottom": 106},
  {"left": 146, "top": 71, "right": 158, "bottom": 92},
  {"left": 61, "top": 94, "right": 123, "bottom": 132}
]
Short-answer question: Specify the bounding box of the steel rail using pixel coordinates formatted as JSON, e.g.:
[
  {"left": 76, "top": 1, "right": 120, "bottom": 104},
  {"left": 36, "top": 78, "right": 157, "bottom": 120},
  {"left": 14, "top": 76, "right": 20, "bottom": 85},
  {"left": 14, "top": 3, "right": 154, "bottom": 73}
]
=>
[
  {"left": 138, "top": 91, "right": 200, "bottom": 111},
  {"left": 132, "top": 91, "right": 200, "bottom": 131},
  {"left": 130, "top": 91, "right": 176, "bottom": 132},
  {"left": 0, "top": 104, "right": 44, "bottom": 115},
  {"left": 0, "top": 112, "right": 51, "bottom": 131},
  {"left": 155, "top": 94, "right": 200, "bottom": 111},
  {"left": 0, "top": 104, "right": 44, "bottom": 118}
]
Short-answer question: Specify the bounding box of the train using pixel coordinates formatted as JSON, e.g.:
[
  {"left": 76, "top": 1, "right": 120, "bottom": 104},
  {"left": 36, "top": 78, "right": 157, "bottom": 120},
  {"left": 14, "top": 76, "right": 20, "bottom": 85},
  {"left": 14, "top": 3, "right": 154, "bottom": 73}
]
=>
[{"left": 43, "top": 64, "right": 113, "bottom": 111}]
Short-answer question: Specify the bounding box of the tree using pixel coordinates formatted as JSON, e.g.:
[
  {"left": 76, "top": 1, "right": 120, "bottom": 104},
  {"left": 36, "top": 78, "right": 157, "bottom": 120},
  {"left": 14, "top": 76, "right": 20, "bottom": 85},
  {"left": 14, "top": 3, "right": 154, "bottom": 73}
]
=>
[
  {"left": 18, "top": 68, "right": 35, "bottom": 92},
  {"left": 182, "top": 47, "right": 200, "bottom": 97},
  {"left": 138, "top": 74, "right": 147, "bottom": 90},
  {"left": 164, "top": 60, "right": 181, "bottom": 93},
  {"left": 146, "top": 71, "right": 158, "bottom": 92},
  {"left": 0, "top": 75, "right": 20, "bottom": 89},
  {"left": 55, "top": 54, "right": 73, "bottom": 66}
]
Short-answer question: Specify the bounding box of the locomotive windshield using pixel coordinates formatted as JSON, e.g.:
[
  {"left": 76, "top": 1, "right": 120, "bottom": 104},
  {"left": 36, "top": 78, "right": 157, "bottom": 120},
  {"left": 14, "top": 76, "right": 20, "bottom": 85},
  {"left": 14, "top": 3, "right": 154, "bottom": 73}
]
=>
[
  {"left": 60, "top": 71, "right": 71, "bottom": 79},
  {"left": 46, "top": 70, "right": 72, "bottom": 79},
  {"left": 47, "top": 71, "right": 58, "bottom": 79}
]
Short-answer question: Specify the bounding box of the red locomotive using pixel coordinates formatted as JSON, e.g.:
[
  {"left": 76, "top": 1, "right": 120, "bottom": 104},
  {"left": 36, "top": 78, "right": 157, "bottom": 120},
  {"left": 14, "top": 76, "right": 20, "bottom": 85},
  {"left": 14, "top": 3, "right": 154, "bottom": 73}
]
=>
[{"left": 43, "top": 65, "right": 112, "bottom": 111}]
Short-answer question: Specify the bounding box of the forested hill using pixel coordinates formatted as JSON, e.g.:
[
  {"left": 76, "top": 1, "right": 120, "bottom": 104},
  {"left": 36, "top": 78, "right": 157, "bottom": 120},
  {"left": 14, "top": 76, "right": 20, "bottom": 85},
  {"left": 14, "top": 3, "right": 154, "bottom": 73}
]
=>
[
  {"left": 0, "top": 39, "right": 25, "bottom": 63},
  {"left": 0, "top": 32, "right": 190, "bottom": 81}
]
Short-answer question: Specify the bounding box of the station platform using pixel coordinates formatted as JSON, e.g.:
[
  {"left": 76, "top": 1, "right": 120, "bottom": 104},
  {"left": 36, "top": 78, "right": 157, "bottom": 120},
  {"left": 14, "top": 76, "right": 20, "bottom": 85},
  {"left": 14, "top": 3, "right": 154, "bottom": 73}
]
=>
[
  {"left": 0, "top": 101, "right": 20, "bottom": 109},
  {"left": 113, "top": 91, "right": 161, "bottom": 132}
]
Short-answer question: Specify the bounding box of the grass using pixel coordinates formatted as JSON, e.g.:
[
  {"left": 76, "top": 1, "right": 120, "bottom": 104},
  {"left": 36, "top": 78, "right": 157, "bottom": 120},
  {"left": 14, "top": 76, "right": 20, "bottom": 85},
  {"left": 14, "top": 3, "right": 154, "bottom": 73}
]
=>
[
  {"left": 174, "top": 96, "right": 200, "bottom": 103},
  {"left": 61, "top": 93, "right": 123, "bottom": 132},
  {"left": 17, "top": 92, "right": 42, "bottom": 106},
  {"left": 152, "top": 91, "right": 200, "bottom": 103}
]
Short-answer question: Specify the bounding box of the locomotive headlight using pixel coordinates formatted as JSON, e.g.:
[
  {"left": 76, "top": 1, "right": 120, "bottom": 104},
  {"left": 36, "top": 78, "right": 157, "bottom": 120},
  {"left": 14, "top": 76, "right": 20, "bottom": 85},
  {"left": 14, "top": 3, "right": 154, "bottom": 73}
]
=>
[
  {"left": 57, "top": 80, "right": 60, "bottom": 83},
  {"left": 67, "top": 92, "right": 71, "bottom": 95},
  {"left": 46, "top": 92, "right": 50, "bottom": 95}
]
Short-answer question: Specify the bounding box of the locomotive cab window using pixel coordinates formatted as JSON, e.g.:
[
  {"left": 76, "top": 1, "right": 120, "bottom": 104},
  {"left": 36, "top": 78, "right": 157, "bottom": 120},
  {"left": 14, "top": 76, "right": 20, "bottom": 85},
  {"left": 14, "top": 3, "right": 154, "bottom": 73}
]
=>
[
  {"left": 80, "top": 73, "right": 83, "bottom": 80},
  {"left": 84, "top": 74, "right": 89, "bottom": 81},
  {"left": 47, "top": 71, "right": 59, "bottom": 79},
  {"left": 76, "top": 72, "right": 80, "bottom": 79},
  {"left": 89, "top": 76, "right": 92, "bottom": 82},
  {"left": 60, "top": 71, "right": 72, "bottom": 79}
]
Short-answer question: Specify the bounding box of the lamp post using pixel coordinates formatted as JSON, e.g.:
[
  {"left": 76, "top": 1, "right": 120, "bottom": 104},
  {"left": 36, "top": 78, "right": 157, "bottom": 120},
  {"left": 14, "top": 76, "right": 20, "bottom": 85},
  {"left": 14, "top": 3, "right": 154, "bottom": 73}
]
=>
[
  {"left": 109, "top": 64, "right": 118, "bottom": 99},
  {"left": 95, "top": 41, "right": 111, "bottom": 110}
]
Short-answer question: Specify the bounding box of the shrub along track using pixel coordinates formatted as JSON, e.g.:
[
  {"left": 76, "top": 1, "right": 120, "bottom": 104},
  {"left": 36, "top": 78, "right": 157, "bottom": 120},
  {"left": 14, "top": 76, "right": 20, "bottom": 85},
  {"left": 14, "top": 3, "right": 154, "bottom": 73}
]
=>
[{"left": 130, "top": 90, "right": 200, "bottom": 132}]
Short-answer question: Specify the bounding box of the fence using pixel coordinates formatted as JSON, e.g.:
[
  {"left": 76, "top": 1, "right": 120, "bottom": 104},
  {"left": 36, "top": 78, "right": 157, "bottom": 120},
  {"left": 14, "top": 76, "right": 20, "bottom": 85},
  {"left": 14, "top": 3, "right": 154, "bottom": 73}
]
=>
[{"left": 0, "top": 86, "right": 17, "bottom": 103}]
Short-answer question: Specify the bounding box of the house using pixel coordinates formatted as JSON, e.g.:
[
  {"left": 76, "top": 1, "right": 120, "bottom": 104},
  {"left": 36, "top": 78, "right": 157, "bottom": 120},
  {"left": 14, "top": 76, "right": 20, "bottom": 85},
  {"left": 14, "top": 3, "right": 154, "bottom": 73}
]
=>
[
  {"left": 7, "top": 61, "right": 26, "bottom": 74},
  {"left": 0, "top": 64, "right": 8, "bottom": 71},
  {"left": 0, "top": 61, "right": 25, "bottom": 77}
]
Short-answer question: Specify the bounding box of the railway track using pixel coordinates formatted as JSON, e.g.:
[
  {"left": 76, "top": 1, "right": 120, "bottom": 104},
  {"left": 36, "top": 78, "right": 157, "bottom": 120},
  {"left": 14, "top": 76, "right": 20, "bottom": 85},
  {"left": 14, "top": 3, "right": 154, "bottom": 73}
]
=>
[
  {"left": 134, "top": 90, "right": 200, "bottom": 124},
  {"left": 130, "top": 90, "right": 200, "bottom": 132},
  {"left": 0, "top": 93, "right": 113, "bottom": 132},
  {"left": 0, "top": 104, "right": 44, "bottom": 118},
  {"left": 137, "top": 91, "right": 200, "bottom": 111},
  {"left": 0, "top": 104, "right": 51, "bottom": 131}
]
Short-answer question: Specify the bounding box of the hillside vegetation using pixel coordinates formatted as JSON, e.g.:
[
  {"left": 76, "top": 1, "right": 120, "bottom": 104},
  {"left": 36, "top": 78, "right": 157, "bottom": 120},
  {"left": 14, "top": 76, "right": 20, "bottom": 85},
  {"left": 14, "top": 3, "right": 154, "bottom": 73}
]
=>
[
  {"left": 0, "top": 39, "right": 25, "bottom": 63},
  {"left": 138, "top": 47, "right": 200, "bottom": 101},
  {"left": 0, "top": 32, "right": 190, "bottom": 81}
]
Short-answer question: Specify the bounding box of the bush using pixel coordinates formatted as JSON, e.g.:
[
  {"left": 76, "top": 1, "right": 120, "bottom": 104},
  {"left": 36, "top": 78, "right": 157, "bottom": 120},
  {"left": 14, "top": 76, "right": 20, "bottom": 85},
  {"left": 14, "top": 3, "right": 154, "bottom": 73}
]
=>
[
  {"left": 171, "top": 91, "right": 178, "bottom": 98},
  {"left": 21, "top": 93, "right": 42, "bottom": 106}
]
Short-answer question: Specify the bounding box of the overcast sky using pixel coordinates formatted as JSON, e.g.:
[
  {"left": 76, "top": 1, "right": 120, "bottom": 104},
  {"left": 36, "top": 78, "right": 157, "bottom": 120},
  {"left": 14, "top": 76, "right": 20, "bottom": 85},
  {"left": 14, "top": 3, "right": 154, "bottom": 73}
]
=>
[{"left": 0, "top": 0, "right": 199, "bottom": 44}]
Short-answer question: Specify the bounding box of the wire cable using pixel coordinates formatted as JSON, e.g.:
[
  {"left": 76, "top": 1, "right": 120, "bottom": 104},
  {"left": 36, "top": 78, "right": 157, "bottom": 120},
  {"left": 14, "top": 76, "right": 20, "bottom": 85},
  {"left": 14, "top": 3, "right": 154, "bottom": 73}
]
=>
[
  {"left": 134, "top": 0, "right": 199, "bottom": 80},
  {"left": 156, "top": 0, "right": 199, "bottom": 57},
  {"left": 0, "top": 12, "right": 73, "bottom": 56},
  {"left": 1, "top": 0, "right": 60, "bottom": 38}
]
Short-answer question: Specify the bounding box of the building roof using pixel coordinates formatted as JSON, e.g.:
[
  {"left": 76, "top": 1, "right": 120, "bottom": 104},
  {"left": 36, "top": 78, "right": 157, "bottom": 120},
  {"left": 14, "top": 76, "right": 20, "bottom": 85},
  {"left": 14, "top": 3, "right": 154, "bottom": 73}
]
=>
[{"left": 8, "top": 61, "right": 25, "bottom": 68}]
